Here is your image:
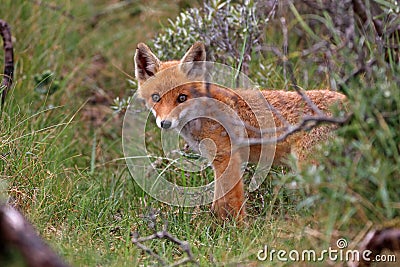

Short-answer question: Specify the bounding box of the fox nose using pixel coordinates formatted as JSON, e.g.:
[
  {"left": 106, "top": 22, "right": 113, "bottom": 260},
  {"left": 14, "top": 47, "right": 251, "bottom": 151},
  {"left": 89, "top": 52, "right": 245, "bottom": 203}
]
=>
[{"left": 160, "top": 120, "right": 172, "bottom": 129}]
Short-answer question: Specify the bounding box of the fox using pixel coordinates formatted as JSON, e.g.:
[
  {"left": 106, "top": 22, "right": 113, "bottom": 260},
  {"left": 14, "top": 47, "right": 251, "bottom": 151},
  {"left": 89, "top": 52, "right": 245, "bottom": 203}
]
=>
[{"left": 134, "top": 41, "right": 346, "bottom": 221}]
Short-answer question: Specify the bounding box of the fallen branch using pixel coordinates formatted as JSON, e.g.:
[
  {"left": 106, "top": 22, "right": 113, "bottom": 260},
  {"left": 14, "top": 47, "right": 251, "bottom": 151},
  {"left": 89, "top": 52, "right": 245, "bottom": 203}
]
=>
[
  {"left": 131, "top": 209, "right": 198, "bottom": 266},
  {"left": 0, "top": 19, "right": 14, "bottom": 107},
  {"left": 349, "top": 227, "right": 400, "bottom": 267},
  {"left": 0, "top": 204, "right": 70, "bottom": 267}
]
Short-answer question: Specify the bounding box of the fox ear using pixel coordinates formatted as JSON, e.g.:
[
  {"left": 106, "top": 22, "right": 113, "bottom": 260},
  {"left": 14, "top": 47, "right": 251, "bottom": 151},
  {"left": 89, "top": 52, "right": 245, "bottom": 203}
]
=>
[
  {"left": 180, "top": 42, "right": 206, "bottom": 78},
  {"left": 134, "top": 43, "right": 160, "bottom": 83},
  {"left": 181, "top": 42, "right": 206, "bottom": 63}
]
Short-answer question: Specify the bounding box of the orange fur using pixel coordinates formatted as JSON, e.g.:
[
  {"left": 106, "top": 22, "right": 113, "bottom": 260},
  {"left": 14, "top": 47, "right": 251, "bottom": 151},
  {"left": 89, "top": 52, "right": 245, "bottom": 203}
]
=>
[{"left": 134, "top": 42, "right": 346, "bottom": 221}]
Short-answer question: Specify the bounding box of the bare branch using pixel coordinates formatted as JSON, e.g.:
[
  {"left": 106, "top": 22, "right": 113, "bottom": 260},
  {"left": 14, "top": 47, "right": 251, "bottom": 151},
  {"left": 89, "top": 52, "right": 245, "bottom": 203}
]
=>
[
  {"left": 352, "top": 0, "right": 383, "bottom": 36},
  {"left": 0, "top": 20, "right": 14, "bottom": 107},
  {"left": 258, "top": 44, "right": 327, "bottom": 116},
  {"left": 131, "top": 209, "right": 198, "bottom": 266},
  {"left": 0, "top": 204, "right": 70, "bottom": 267},
  {"left": 349, "top": 227, "right": 400, "bottom": 267},
  {"left": 301, "top": 41, "right": 329, "bottom": 57},
  {"left": 252, "top": 39, "right": 351, "bottom": 146},
  {"left": 339, "top": 59, "right": 377, "bottom": 90},
  {"left": 131, "top": 232, "right": 167, "bottom": 265},
  {"left": 302, "top": 0, "right": 326, "bottom": 11},
  {"left": 237, "top": 113, "right": 352, "bottom": 146},
  {"left": 280, "top": 17, "right": 289, "bottom": 90}
]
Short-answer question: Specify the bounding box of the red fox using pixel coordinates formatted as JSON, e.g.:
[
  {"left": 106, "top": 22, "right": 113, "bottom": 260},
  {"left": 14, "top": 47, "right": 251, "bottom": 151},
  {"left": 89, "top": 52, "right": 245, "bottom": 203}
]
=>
[{"left": 134, "top": 42, "right": 346, "bottom": 221}]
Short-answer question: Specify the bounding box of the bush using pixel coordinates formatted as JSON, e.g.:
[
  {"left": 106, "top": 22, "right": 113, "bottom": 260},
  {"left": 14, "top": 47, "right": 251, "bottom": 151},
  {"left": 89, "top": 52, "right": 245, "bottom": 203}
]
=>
[{"left": 151, "top": 0, "right": 275, "bottom": 78}]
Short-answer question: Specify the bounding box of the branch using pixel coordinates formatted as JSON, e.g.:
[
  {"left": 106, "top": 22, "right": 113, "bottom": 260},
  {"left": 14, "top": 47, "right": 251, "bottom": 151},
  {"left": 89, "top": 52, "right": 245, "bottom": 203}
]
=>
[
  {"left": 0, "top": 20, "right": 14, "bottom": 107},
  {"left": 349, "top": 227, "right": 400, "bottom": 267},
  {"left": 237, "top": 113, "right": 352, "bottom": 146},
  {"left": 131, "top": 209, "right": 198, "bottom": 266},
  {"left": 258, "top": 44, "right": 326, "bottom": 117},
  {"left": 352, "top": 0, "right": 384, "bottom": 36},
  {"left": 0, "top": 204, "right": 70, "bottom": 267},
  {"left": 339, "top": 59, "right": 377, "bottom": 90},
  {"left": 280, "top": 17, "right": 289, "bottom": 91},
  {"left": 249, "top": 40, "right": 351, "bottom": 146},
  {"left": 302, "top": 0, "right": 326, "bottom": 11}
]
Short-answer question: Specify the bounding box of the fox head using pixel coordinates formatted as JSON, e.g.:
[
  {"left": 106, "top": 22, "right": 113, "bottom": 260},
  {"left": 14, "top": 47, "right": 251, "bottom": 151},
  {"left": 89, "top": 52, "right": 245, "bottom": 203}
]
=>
[{"left": 134, "top": 42, "right": 208, "bottom": 130}]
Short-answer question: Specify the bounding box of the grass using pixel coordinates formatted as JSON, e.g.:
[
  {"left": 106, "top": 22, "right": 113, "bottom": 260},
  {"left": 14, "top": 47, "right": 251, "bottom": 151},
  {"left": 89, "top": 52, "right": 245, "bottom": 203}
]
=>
[{"left": 1, "top": 1, "right": 400, "bottom": 266}]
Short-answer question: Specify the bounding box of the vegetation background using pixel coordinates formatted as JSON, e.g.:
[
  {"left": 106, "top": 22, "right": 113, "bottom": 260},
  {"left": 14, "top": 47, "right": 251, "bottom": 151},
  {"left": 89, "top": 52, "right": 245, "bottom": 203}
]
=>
[{"left": 0, "top": 0, "right": 399, "bottom": 266}]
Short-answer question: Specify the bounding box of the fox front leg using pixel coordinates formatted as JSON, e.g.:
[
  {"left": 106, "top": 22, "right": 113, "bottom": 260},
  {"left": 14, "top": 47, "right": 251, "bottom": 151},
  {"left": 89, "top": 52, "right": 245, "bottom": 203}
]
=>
[{"left": 211, "top": 152, "right": 246, "bottom": 222}]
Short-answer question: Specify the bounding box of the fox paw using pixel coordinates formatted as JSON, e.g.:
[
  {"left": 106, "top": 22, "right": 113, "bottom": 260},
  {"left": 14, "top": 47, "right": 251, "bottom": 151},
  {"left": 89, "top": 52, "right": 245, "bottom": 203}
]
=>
[{"left": 211, "top": 199, "right": 246, "bottom": 222}]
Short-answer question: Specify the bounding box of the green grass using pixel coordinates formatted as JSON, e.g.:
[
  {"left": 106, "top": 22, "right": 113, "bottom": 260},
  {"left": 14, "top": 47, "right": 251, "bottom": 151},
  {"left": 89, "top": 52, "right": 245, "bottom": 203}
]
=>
[{"left": 1, "top": 1, "right": 400, "bottom": 266}]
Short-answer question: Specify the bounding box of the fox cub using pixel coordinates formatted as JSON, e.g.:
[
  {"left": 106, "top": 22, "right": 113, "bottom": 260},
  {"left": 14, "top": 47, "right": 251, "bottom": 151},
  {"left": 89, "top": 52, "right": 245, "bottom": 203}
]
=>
[{"left": 134, "top": 42, "right": 346, "bottom": 221}]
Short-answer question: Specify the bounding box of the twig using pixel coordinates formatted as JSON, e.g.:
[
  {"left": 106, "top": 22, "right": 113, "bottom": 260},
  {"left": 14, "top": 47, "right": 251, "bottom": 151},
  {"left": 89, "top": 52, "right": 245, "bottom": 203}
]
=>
[
  {"left": 259, "top": 44, "right": 326, "bottom": 116},
  {"left": 0, "top": 20, "right": 14, "bottom": 107},
  {"left": 280, "top": 17, "right": 289, "bottom": 90},
  {"left": 132, "top": 232, "right": 167, "bottom": 265},
  {"left": 265, "top": 0, "right": 278, "bottom": 23},
  {"left": 339, "top": 59, "right": 377, "bottom": 90},
  {"left": 266, "top": 100, "right": 291, "bottom": 128},
  {"left": 131, "top": 209, "right": 199, "bottom": 266},
  {"left": 301, "top": 40, "right": 329, "bottom": 57},
  {"left": 352, "top": 0, "right": 400, "bottom": 59},
  {"left": 287, "top": 71, "right": 326, "bottom": 117},
  {"left": 325, "top": 47, "right": 337, "bottom": 90},
  {"left": 302, "top": 0, "right": 325, "bottom": 11}
]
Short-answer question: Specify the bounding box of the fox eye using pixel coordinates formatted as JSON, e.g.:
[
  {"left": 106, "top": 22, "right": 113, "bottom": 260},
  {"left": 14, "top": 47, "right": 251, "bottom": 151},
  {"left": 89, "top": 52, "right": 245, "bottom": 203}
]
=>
[
  {"left": 151, "top": 93, "right": 160, "bottom": 102},
  {"left": 177, "top": 94, "right": 187, "bottom": 103}
]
